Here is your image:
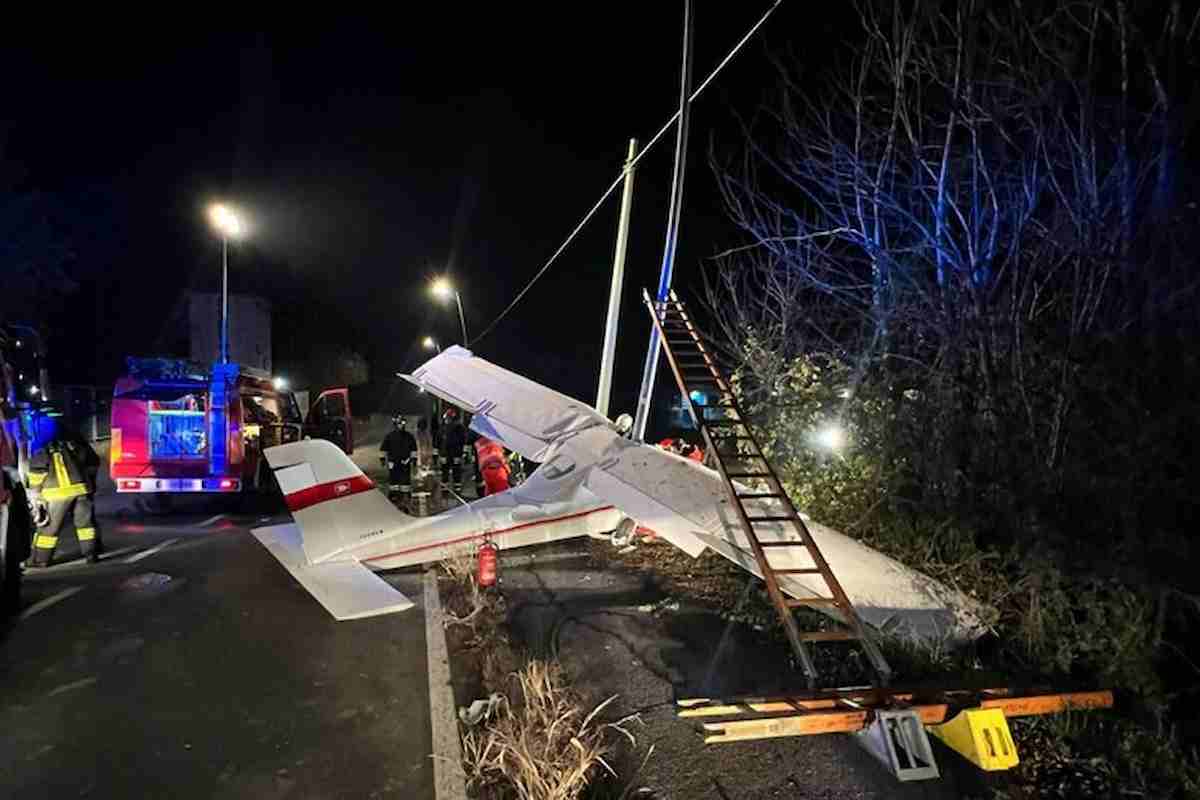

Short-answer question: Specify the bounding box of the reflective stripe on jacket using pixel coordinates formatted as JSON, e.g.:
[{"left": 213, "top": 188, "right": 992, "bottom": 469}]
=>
[{"left": 29, "top": 439, "right": 92, "bottom": 500}]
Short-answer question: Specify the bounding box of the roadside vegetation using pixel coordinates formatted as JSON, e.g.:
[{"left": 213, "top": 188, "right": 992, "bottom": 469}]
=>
[
  {"left": 439, "top": 557, "right": 640, "bottom": 800},
  {"left": 697, "top": 1, "right": 1200, "bottom": 796}
]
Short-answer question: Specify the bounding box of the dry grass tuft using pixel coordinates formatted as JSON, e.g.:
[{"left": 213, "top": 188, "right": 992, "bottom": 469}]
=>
[
  {"left": 462, "top": 660, "right": 633, "bottom": 800},
  {"left": 439, "top": 552, "right": 506, "bottom": 636}
]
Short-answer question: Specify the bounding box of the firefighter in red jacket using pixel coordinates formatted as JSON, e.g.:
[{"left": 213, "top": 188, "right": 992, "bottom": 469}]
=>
[
  {"left": 27, "top": 416, "right": 102, "bottom": 566},
  {"left": 473, "top": 436, "right": 511, "bottom": 496}
]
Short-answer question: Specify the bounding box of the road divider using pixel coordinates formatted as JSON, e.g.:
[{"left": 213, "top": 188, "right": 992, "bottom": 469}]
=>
[{"left": 424, "top": 569, "right": 468, "bottom": 800}]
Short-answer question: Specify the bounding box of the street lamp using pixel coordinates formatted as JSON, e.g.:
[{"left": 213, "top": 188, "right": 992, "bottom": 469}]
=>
[
  {"left": 422, "top": 336, "right": 441, "bottom": 353},
  {"left": 430, "top": 277, "right": 468, "bottom": 345},
  {"left": 208, "top": 203, "right": 244, "bottom": 364}
]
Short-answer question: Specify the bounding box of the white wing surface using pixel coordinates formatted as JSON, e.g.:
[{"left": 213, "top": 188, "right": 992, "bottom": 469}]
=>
[{"left": 252, "top": 523, "right": 415, "bottom": 620}]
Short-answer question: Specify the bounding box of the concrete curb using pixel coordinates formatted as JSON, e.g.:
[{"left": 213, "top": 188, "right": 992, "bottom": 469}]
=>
[{"left": 423, "top": 568, "right": 469, "bottom": 800}]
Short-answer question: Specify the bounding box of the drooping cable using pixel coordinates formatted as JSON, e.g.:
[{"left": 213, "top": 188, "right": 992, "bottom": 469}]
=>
[{"left": 468, "top": 0, "right": 785, "bottom": 347}]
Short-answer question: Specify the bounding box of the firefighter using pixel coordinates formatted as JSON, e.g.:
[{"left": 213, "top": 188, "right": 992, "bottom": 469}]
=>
[
  {"left": 440, "top": 407, "right": 467, "bottom": 495},
  {"left": 26, "top": 414, "right": 102, "bottom": 566},
  {"left": 379, "top": 415, "right": 417, "bottom": 506},
  {"left": 473, "top": 435, "right": 511, "bottom": 496}
]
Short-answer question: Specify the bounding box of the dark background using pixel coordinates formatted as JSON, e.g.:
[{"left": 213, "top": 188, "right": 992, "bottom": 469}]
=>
[{"left": 1, "top": 4, "right": 851, "bottom": 430}]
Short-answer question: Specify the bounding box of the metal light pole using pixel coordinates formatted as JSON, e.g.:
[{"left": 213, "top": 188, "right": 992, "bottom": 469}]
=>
[
  {"left": 220, "top": 235, "right": 229, "bottom": 364},
  {"left": 633, "top": 0, "right": 695, "bottom": 441},
  {"left": 596, "top": 138, "right": 640, "bottom": 418},
  {"left": 208, "top": 204, "right": 243, "bottom": 364},
  {"left": 431, "top": 278, "right": 468, "bottom": 345},
  {"left": 453, "top": 291, "right": 468, "bottom": 346}
]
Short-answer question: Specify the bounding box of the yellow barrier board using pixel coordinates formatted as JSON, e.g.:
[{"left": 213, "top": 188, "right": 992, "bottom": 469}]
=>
[{"left": 928, "top": 708, "right": 1019, "bottom": 771}]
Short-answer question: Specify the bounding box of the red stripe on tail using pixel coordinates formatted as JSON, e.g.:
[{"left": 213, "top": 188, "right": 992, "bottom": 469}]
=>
[{"left": 285, "top": 475, "right": 376, "bottom": 512}]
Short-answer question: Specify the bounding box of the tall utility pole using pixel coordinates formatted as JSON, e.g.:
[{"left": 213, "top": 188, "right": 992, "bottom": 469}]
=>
[
  {"left": 595, "top": 138, "right": 640, "bottom": 418},
  {"left": 633, "top": 0, "right": 695, "bottom": 441}
]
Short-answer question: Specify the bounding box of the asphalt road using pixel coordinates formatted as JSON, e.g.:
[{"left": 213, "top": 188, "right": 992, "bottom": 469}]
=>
[{"left": 0, "top": 506, "right": 435, "bottom": 800}]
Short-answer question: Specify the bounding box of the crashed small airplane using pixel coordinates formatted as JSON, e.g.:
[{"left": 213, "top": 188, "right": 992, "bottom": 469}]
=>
[{"left": 252, "top": 346, "right": 987, "bottom": 644}]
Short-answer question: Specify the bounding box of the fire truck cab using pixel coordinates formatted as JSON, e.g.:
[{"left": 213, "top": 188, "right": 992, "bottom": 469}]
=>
[{"left": 110, "top": 358, "right": 352, "bottom": 494}]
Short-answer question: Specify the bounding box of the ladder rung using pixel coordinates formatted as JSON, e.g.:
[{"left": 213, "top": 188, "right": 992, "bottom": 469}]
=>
[
  {"left": 736, "top": 491, "right": 782, "bottom": 499},
  {"left": 726, "top": 471, "right": 772, "bottom": 478},
  {"left": 705, "top": 420, "right": 747, "bottom": 428},
  {"left": 744, "top": 515, "right": 794, "bottom": 523},
  {"left": 759, "top": 541, "right": 806, "bottom": 548},
  {"left": 771, "top": 567, "right": 824, "bottom": 575},
  {"left": 798, "top": 630, "right": 858, "bottom": 642},
  {"left": 785, "top": 597, "right": 839, "bottom": 608},
  {"left": 711, "top": 435, "right": 756, "bottom": 441}
]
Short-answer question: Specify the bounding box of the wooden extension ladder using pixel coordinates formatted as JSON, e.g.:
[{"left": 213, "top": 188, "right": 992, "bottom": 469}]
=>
[{"left": 645, "top": 289, "right": 892, "bottom": 688}]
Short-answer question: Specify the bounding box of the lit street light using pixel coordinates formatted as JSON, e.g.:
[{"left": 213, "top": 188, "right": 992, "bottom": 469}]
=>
[
  {"left": 272, "top": 376, "right": 288, "bottom": 391},
  {"left": 422, "top": 336, "right": 441, "bottom": 353},
  {"left": 208, "top": 203, "right": 244, "bottom": 364},
  {"left": 814, "top": 422, "right": 847, "bottom": 452},
  {"left": 430, "top": 277, "right": 468, "bottom": 345}
]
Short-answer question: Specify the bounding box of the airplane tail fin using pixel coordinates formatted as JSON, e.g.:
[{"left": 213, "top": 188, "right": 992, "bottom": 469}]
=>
[
  {"left": 252, "top": 439, "right": 417, "bottom": 621},
  {"left": 263, "top": 439, "right": 412, "bottom": 564}
]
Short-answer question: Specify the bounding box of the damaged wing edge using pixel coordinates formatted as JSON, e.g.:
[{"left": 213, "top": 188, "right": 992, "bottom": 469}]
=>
[{"left": 252, "top": 523, "right": 415, "bottom": 620}]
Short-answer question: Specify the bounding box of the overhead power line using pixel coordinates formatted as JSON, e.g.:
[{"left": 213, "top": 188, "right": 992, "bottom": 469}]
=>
[{"left": 468, "top": 0, "right": 785, "bottom": 347}]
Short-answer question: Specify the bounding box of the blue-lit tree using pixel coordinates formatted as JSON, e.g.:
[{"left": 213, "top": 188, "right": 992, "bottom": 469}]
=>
[{"left": 709, "top": 0, "right": 1198, "bottom": 515}]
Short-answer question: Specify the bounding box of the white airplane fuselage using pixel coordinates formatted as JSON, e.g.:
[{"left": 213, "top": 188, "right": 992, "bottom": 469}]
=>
[{"left": 346, "top": 487, "right": 621, "bottom": 571}]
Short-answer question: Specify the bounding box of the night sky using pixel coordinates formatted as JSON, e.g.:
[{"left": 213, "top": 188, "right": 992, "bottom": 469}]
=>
[{"left": 3, "top": 4, "right": 850, "bottom": 428}]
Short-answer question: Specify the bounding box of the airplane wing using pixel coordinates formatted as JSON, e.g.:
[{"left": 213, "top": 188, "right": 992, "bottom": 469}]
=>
[
  {"left": 404, "top": 347, "right": 989, "bottom": 644},
  {"left": 253, "top": 522, "right": 415, "bottom": 620},
  {"left": 403, "top": 346, "right": 610, "bottom": 463}
]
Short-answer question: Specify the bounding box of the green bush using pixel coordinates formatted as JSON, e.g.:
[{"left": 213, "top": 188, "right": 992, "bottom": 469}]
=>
[{"left": 728, "top": 351, "right": 1197, "bottom": 795}]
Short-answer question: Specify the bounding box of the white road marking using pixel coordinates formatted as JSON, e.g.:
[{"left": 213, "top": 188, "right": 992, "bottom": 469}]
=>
[
  {"left": 124, "top": 538, "right": 180, "bottom": 564},
  {"left": 196, "top": 514, "right": 227, "bottom": 527},
  {"left": 40, "top": 545, "right": 141, "bottom": 572},
  {"left": 18, "top": 586, "right": 85, "bottom": 622},
  {"left": 424, "top": 569, "right": 468, "bottom": 800},
  {"left": 48, "top": 676, "right": 98, "bottom": 696},
  {"left": 98, "top": 545, "right": 141, "bottom": 562}
]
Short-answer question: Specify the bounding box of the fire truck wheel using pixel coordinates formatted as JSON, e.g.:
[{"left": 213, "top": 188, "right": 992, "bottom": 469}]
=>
[
  {"left": 0, "top": 516, "right": 21, "bottom": 615},
  {"left": 1, "top": 485, "right": 31, "bottom": 616},
  {"left": 0, "top": 545, "right": 18, "bottom": 615}
]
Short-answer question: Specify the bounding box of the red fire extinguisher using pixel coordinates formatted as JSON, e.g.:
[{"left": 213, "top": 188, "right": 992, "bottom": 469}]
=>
[{"left": 476, "top": 541, "right": 499, "bottom": 588}]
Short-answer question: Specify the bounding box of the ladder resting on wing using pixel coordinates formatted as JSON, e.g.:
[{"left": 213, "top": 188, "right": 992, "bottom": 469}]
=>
[{"left": 645, "top": 288, "right": 892, "bottom": 688}]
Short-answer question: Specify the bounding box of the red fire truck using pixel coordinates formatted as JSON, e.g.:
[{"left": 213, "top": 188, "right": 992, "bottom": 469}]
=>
[{"left": 110, "top": 358, "right": 353, "bottom": 494}]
